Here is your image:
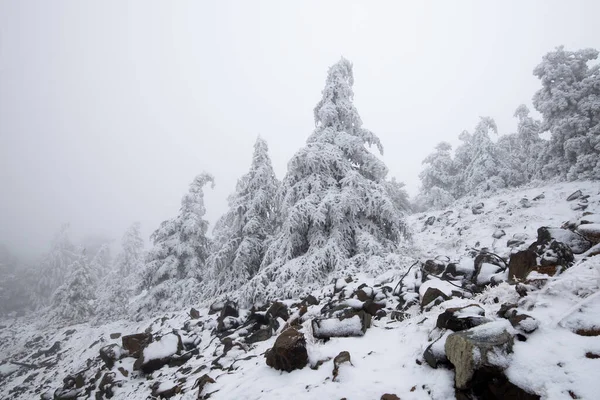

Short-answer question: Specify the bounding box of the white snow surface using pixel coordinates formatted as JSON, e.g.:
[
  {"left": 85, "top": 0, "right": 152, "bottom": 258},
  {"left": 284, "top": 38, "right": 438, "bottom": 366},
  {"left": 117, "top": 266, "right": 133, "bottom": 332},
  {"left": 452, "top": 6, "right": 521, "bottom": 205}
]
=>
[{"left": 1, "top": 181, "right": 599, "bottom": 399}]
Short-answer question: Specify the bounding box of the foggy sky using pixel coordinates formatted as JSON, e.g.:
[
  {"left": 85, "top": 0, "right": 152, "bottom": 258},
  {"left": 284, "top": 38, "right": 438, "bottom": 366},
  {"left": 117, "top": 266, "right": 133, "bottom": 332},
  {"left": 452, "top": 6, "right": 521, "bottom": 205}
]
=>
[{"left": 1, "top": 1, "right": 599, "bottom": 261}]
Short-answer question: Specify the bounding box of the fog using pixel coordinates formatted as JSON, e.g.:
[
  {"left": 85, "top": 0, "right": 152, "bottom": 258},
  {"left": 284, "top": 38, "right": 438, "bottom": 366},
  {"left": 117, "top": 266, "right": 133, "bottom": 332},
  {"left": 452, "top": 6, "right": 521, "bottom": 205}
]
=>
[{"left": 1, "top": 0, "right": 599, "bottom": 261}]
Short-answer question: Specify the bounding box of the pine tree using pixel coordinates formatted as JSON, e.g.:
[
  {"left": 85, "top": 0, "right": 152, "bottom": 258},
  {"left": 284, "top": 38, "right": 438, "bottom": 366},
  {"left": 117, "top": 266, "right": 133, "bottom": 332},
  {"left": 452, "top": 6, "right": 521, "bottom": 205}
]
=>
[
  {"left": 207, "top": 137, "right": 279, "bottom": 295},
  {"left": 533, "top": 46, "right": 600, "bottom": 180},
  {"left": 455, "top": 117, "right": 506, "bottom": 195},
  {"left": 51, "top": 251, "right": 96, "bottom": 324},
  {"left": 143, "top": 173, "right": 214, "bottom": 289},
  {"left": 34, "top": 224, "right": 79, "bottom": 308},
  {"left": 418, "top": 141, "right": 457, "bottom": 209},
  {"left": 116, "top": 222, "right": 145, "bottom": 277},
  {"left": 238, "top": 58, "right": 409, "bottom": 304}
]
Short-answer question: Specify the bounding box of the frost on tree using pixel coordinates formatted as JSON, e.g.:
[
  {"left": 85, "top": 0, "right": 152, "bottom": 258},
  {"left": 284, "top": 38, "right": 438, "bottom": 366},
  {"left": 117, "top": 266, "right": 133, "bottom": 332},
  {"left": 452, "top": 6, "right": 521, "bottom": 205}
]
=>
[
  {"left": 497, "top": 105, "right": 545, "bottom": 186},
  {"left": 533, "top": 46, "right": 600, "bottom": 180},
  {"left": 238, "top": 58, "right": 409, "bottom": 305},
  {"left": 51, "top": 251, "right": 96, "bottom": 324},
  {"left": 207, "top": 137, "right": 279, "bottom": 296},
  {"left": 417, "top": 141, "right": 457, "bottom": 210},
  {"left": 454, "top": 117, "right": 507, "bottom": 195},
  {"left": 95, "top": 222, "right": 145, "bottom": 321},
  {"left": 138, "top": 173, "right": 214, "bottom": 313},
  {"left": 35, "top": 224, "right": 79, "bottom": 308}
]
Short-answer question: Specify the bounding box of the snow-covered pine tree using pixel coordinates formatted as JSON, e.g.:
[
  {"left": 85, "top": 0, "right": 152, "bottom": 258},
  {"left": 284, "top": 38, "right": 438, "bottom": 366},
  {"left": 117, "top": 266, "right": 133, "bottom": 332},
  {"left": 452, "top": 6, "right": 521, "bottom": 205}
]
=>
[
  {"left": 116, "top": 222, "right": 145, "bottom": 277},
  {"left": 533, "top": 46, "right": 600, "bottom": 180},
  {"left": 455, "top": 117, "right": 506, "bottom": 195},
  {"left": 238, "top": 58, "right": 409, "bottom": 304},
  {"left": 417, "top": 141, "right": 457, "bottom": 209},
  {"left": 207, "top": 137, "right": 279, "bottom": 295},
  {"left": 138, "top": 173, "right": 214, "bottom": 312},
  {"left": 51, "top": 251, "right": 96, "bottom": 324},
  {"left": 34, "top": 224, "right": 79, "bottom": 308},
  {"left": 497, "top": 104, "right": 545, "bottom": 186}
]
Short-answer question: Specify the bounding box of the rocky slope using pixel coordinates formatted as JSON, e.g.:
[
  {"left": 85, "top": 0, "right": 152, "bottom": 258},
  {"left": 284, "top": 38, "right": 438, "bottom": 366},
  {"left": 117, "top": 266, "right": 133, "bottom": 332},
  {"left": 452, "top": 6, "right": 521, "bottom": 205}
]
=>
[{"left": 1, "top": 181, "right": 599, "bottom": 400}]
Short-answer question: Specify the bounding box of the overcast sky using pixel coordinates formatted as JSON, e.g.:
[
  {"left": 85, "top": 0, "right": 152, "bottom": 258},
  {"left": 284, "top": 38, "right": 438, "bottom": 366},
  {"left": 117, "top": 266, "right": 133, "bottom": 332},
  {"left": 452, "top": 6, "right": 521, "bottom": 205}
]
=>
[{"left": 1, "top": 0, "right": 599, "bottom": 260}]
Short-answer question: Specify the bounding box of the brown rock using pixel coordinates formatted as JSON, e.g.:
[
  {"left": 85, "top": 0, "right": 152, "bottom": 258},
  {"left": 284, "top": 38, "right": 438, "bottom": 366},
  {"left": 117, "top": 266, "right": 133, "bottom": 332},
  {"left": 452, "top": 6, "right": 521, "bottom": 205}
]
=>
[
  {"left": 265, "top": 328, "right": 308, "bottom": 372},
  {"left": 508, "top": 250, "right": 537, "bottom": 283},
  {"left": 381, "top": 394, "right": 401, "bottom": 400},
  {"left": 122, "top": 333, "right": 152, "bottom": 358},
  {"left": 332, "top": 351, "right": 351, "bottom": 381},
  {"left": 190, "top": 308, "right": 200, "bottom": 319}
]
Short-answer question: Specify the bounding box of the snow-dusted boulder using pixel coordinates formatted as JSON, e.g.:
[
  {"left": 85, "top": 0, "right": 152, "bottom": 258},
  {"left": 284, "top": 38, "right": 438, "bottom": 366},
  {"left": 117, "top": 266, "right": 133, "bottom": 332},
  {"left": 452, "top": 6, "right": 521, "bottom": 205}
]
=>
[{"left": 265, "top": 328, "right": 308, "bottom": 372}]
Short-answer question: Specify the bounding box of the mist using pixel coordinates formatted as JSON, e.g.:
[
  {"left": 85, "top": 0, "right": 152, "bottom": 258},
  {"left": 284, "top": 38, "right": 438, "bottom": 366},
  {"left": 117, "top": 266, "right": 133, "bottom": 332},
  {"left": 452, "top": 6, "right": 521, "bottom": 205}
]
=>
[{"left": 1, "top": 0, "right": 599, "bottom": 260}]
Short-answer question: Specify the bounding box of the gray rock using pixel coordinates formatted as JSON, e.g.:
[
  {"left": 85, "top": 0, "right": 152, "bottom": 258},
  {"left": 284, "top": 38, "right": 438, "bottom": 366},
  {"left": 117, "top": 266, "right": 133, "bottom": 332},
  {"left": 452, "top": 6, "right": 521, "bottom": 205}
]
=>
[
  {"left": 472, "top": 203, "right": 485, "bottom": 215},
  {"left": 436, "top": 305, "right": 490, "bottom": 332},
  {"left": 445, "top": 321, "right": 514, "bottom": 390},
  {"left": 492, "top": 229, "right": 506, "bottom": 239},
  {"left": 567, "top": 190, "right": 582, "bottom": 201}
]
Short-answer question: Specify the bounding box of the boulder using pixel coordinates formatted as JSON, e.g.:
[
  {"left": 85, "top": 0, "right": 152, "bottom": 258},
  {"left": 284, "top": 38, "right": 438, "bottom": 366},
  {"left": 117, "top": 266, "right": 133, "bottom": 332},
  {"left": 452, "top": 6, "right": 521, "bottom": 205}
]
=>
[
  {"left": 533, "top": 193, "right": 545, "bottom": 201},
  {"left": 217, "top": 301, "right": 239, "bottom": 332},
  {"left": 473, "top": 252, "right": 505, "bottom": 285},
  {"left": 576, "top": 224, "right": 600, "bottom": 244},
  {"left": 245, "top": 327, "right": 272, "bottom": 344},
  {"left": 436, "top": 305, "right": 490, "bottom": 332},
  {"left": 151, "top": 381, "right": 181, "bottom": 399},
  {"left": 423, "top": 331, "right": 451, "bottom": 369},
  {"left": 492, "top": 229, "right": 506, "bottom": 239},
  {"left": 109, "top": 332, "right": 121, "bottom": 339},
  {"left": 121, "top": 333, "right": 152, "bottom": 358},
  {"left": 208, "top": 301, "right": 224, "bottom": 315},
  {"left": 472, "top": 203, "right": 485, "bottom": 215},
  {"left": 99, "top": 344, "right": 125, "bottom": 369},
  {"left": 134, "top": 333, "right": 182, "bottom": 373},
  {"left": 519, "top": 198, "right": 532, "bottom": 208},
  {"left": 189, "top": 308, "right": 200, "bottom": 319},
  {"left": 425, "top": 216, "right": 436, "bottom": 226},
  {"left": 265, "top": 328, "right": 308, "bottom": 372},
  {"left": 363, "top": 299, "right": 385, "bottom": 316},
  {"left": 381, "top": 395, "right": 401, "bottom": 400},
  {"left": 267, "top": 301, "right": 289, "bottom": 322},
  {"left": 544, "top": 228, "right": 591, "bottom": 254},
  {"left": 508, "top": 250, "right": 537, "bottom": 283},
  {"left": 497, "top": 304, "right": 538, "bottom": 333},
  {"left": 422, "top": 259, "right": 445, "bottom": 276},
  {"left": 312, "top": 310, "right": 371, "bottom": 339},
  {"left": 445, "top": 321, "right": 514, "bottom": 390},
  {"left": 302, "top": 294, "right": 319, "bottom": 306},
  {"left": 566, "top": 190, "right": 582, "bottom": 201},
  {"left": 194, "top": 374, "right": 216, "bottom": 399}
]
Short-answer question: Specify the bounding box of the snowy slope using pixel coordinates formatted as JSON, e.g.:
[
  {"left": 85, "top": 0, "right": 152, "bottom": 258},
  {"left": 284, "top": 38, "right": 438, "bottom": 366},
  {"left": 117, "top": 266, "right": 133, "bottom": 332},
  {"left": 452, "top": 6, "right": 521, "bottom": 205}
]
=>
[{"left": 1, "top": 181, "right": 599, "bottom": 400}]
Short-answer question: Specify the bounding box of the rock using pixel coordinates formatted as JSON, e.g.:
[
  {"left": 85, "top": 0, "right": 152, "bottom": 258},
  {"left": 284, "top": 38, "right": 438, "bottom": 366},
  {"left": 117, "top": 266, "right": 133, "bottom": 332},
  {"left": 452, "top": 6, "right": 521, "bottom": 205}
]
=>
[
  {"left": 109, "top": 332, "right": 121, "bottom": 339},
  {"left": 190, "top": 308, "right": 200, "bottom": 319},
  {"left": 134, "top": 333, "right": 182, "bottom": 373},
  {"left": 99, "top": 344, "right": 125, "bottom": 369},
  {"left": 354, "top": 288, "right": 372, "bottom": 302},
  {"left": 381, "top": 395, "right": 401, "bottom": 400},
  {"left": 151, "top": 381, "right": 181, "bottom": 399},
  {"left": 117, "top": 367, "right": 129, "bottom": 377},
  {"left": 544, "top": 228, "right": 592, "bottom": 254},
  {"left": 425, "top": 216, "right": 436, "bottom": 226},
  {"left": 519, "top": 198, "right": 532, "bottom": 208},
  {"left": 462, "top": 368, "right": 541, "bottom": 399},
  {"left": 508, "top": 249, "right": 537, "bottom": 283},
  {"left": 422, "top": 259, "right": 445, "bottom": 276},
  {"left": 245, "top": 327, "right": 272, "bottom": 344},
  {"left": 533, "top": 193, "right": 545, "bottom": 201},
  {"left": 445, "top": 321, "right": 514, "bottom": 390},
  {"left": 571, "top": 202, "right": 588, "bottom": 211},
  {"left": 209, "top": 301, "right": 224, "bottom": 315},
  {"left": 194, "top": 374, "right": 215, "bottom": 399},
  {"left": 312, "top": 310, "right": 371, "bottom": 339},
  {"left": 332, "top": 351, "right": 351, "bottom": 381},
  {"left": 362, "top": 299, "right": 385, "bottom": 316},
  {"left": 492, "top": 229, "right": 506, "bottom": 239},
  {"left": 530, "top": 232, "right": 574, "bottom": 268},
  {"left": 472, "top": 203, "right": 485, "bottom": 215},
  {"left": 267, "top": 301, "right": 289, "bottom": 322},
  {"left": 96, "top": 372, "right": 117, "bottom": 400},
  {"left": 420, "top": 287, "right": 450, "bottom": 309},
  {"left": 265, "top": 328, "right": 308, "bottom": 372},
  {"left": 217, "top": 301, "right": 239, "bottom": 332},
  {"left": 302, "top": 294, "right": 319, "bottom": 306},
  {"left": 567, "top": 190, "right": 582, "bottom": 201},
  {"left": 423, "top": 331, "right": 451, "bottom": 369},
  {"left": 441, "top": 263, "right": 470, "bottom": 281},
  {"left": 576, "top": 224, "right": 600, "bottom": 244},
  {"left": 507, "top": 239, "right": 526, "bottom": 248},
  {"left": 122, "top": 333, "right": 152, "bottom": 358},
  {"left": 436, "top": 305, "right": 490, "bottom": 332},
  {"left": 473, "top": 252, "right": 505, "bottom": 285}
]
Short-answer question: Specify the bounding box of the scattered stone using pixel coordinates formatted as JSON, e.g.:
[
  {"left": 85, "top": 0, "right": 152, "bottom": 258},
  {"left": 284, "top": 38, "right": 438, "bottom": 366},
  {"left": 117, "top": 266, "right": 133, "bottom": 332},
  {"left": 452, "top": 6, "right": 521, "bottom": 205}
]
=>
[
  {"left": 267, "top": 301, "right": 289, "bottom": 322},
  {"left": 445, "top": 321, "right": 514, "bottom": 390},
  {"left": 544, "top": 228, "right": 592, "bottom": 254},
  {"left": 566, "top": 190, "right": 582, "bottom": 201},
  {"left": 519, "top": 198, "right": 532, "bottom": 208},
  {"left": 425, "top": 216, "right": 436, "bottom": 226},
  {"left": 190, "top": 308, "right": 200, "bottom": 319},
  {"left": 134, "top": 333, "right": 182, "bottom": 373},
  {"left": 194, "top": 374, "right": 215, "bottom": 399},
  {"left": 99, "top": 344, "right": 125, "bottom": 369},
  {"left": 151, "top": 381, "right": 181, "bottom": 399},
  {"left": 508, "top": 249, "right": 537, "bottom": 283},
  {"left": 332, "top": 351, "right": 351, "bottom": 381},
  {"left": 492, "top": 229, "right": 506, "bottom": 239},
  {"left": 420, "top": 287, "right": 451, "bottom": 309},
  {"left": 423, "top": 332, "right": 451, "bottom": 369},
  {"left": 122, "top": 333, "right": 152, "bottom": 358},
  {"left": 117, "top": 367, "right": 129, "bottom": 378},
  {"left": 576, "top": 224, "right": 600, "bottom": 244},
  {"left": 245, "top": 327, "right": 272, "bottom": 344},
  {"left": 363, "top": 299, "right": 385, "bottom": 316},
  {"left": 422, "top": 259, "right": 445, "bottom": 276},
  {"left": 472, "top": 203, "right": 485, "bottom": 215},
  {"left": 265, "top": 328, "right": 308, "bottom": 372},
  {"left": 533, "top": 193, "right": 545, "bottom": 201},
  {"left": 381, "top": 394, "right": 401, "bottom": 400},
  {"left": 436, "top": 305, "right": 489, "bottom": 332},
  {"left": 302, "top": 295, "right": 319, "bottom": 306},
  {"left": 109, "top": 332, "right": 121, "bottom": 340},
  {"left": 571, "top": 202, "right": 588, "bottom": 211},
  {"left": 209, "top": 302, "right": 224, "bottom": 315},
  {"left": 507, "top": 239, "right": 526, "bottom": 248},
  {"left": 217, "top": 301, "right": 239, "bottom": 332}
]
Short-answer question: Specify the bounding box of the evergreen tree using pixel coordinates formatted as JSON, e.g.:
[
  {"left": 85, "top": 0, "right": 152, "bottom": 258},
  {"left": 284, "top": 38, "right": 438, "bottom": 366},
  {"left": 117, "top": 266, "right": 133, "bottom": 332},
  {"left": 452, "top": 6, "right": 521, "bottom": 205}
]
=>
[
  {"left": 418, "top": 141, "right": 457, "bottom": 209},
  {"left": 207, "top": 137, "right": 279, "bottom": 295},
  {"left": 34, "top": 224, "right": 79, "bottom": 308},
  {"left": 116, "top": 222, "right": 145, "bottom": 277},
  {"left": 533, "top": 46, "right": 600, "bottom": 180},
  {"left": 239, "top": 58, "right": 409, "bottom": 304},
  {"left": 51, "top": 251, "right": 96, "bottom": 324},
  {"left": 143, "top": 173, "right": 214, "bottom": 289},
  {"left": 455, "top": 117, "right": 506, "bottom": 195}
]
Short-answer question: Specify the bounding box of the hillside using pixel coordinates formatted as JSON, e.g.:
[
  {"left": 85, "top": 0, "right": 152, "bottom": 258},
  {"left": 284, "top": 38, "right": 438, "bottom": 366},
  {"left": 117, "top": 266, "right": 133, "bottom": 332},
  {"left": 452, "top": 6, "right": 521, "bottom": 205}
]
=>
[{"left": 1, "top": 181, "right": 599, "bottom": 400}]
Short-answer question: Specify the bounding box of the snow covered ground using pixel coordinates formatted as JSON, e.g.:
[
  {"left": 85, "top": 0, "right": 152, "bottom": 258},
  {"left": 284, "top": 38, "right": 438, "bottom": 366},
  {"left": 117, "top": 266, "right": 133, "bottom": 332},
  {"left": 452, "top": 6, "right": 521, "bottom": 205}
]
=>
[{"left": 1, "top": 181, "right": 599, "bottom": 399}]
